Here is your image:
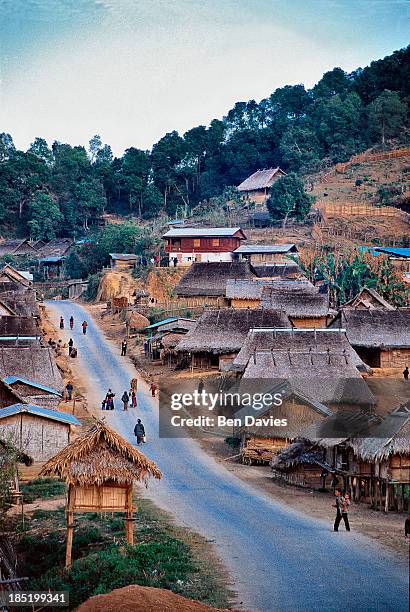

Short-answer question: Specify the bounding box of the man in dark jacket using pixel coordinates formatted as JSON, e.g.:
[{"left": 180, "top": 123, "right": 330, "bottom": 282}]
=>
[
  {"left": 134, "top": 419, "right": 145, "bottom": 445},
  {"left": 68, "top": 338, "right": 74, "bottom": 356},
  {"left": 121, "top": 339, "right": 127, "bottom": 356},
  {"left": 121, "top": 390, "right": 129, "bottom": 411},
  {"left": 65, "top": 381, "right": 74, "bottom": 401}
]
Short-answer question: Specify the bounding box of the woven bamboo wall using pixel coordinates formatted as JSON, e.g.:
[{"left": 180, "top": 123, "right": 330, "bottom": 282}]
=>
[
  {"left": 389, "top": 455, "right": 410, "bottom": 483},
  {"left": 73, "top": 485, "right": 128, "bottom": 511},
  {"left": 380, "top": 348, "right": 410, "bottom": 369}
]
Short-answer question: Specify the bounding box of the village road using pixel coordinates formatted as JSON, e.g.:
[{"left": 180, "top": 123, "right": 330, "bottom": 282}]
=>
[{"left": 48, "top": 301, "right": 409, "bottom": 612}]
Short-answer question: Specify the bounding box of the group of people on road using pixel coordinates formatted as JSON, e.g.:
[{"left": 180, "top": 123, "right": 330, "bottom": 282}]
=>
[
  {"left": 59, "top": 316, "right": 88, "bottom": 359},
  {"left": 59, "top": 316, "right": 88, "bottom": 335}
]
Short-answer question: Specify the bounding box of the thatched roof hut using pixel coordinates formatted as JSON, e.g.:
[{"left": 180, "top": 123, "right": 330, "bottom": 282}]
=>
[
  {"left": 176, "top": 308, "right": 291, "bottom": 355},
  {"left": 350, "top": 409, "right": 410, "bottom": 462},
  {"left": 127, "top": 311, "right": 150, "bottom": 332},
  {"left": 231, "top": 328, "right": 368, "bottom": 374},
  {"left": 176, "top": 261, "right": 256, "bottom": 297},
  {"left": 0, "top": 291, "right": 40, "bottom": 318},
  {"left": 260, "top": 281, "right": 330, "bottom": 318},
  {"left": 241, "top": 336, "right": 375, "bottom": 407},
  {"left": 237, "top": 167, "right": 286, "bottom": 192},
  {"left": 342, "top": 287, "right": 395, "bottom": 311},
  {"left": 329, "top": 309, "right": 410, "bottom": 348},
  {"left": 40, "top": 420, "right": 162, "bottom": 486}
]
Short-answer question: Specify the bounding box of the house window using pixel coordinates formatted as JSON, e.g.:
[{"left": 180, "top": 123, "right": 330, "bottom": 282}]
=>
[
  {"left": 193, "top": 239, "right": 201, "bottom": 247},
  {"left": 211, "top": 238, "right": 220, "bottom": 246}
]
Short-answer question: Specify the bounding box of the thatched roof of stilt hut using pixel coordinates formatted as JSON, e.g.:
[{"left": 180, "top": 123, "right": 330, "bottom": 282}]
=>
[
  {"left": 127, "top": 311, "right": 150, "bottom": 331},
  {"left": 40, "top": 420, "right": 162, "bottom": 486}
]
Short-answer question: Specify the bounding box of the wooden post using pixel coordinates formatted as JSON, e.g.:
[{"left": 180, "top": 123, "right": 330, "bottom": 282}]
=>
[
  {"left": 65, "top": 486, "right": 74, "bottom": 569},
  {"left": 384, "top": 483, "right": 389, "bottom": 513},
  {"left": 125, "top": 485, "right": 134, "bottom": 545}
]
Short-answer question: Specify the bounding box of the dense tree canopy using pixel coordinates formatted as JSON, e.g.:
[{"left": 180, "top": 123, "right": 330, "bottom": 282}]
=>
[{"left": 0, "top": 45, "right": 409, "bottom": 238}]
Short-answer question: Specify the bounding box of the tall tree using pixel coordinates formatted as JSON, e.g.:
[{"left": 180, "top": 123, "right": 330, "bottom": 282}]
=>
[
  {"left": 28, "top": 192, "right": 63, "bottom": 240},
  {"left": 267, "top": 173, "right": 314, "bottom": 227},
  {"left": 367, "top": 90, "right": 407, "bottom": 146}
]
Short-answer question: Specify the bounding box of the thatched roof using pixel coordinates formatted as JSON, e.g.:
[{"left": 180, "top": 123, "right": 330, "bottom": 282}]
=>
[
  {"left": 0, "top": 240, "right": 38, "bottom": 256},
  {"left": 329, "top": 309, "right": 410, "bottom": 348},
  {"left": 176, "top": 261, "right": 256, "bottom": 297},
  {"left": 0, "top": 291, "right": 40, "bottom": 318},
  {"left": 350, "top": 411, "right": 410, "bottom": 461},
  {"left": 176, "top": 308, "right": 291, "bottom": 354},
  {"left": 0, "top": 265, "right": 32, "bottom": 288},
  {"left": 226, "top": 278, "right": 318, "bottom": 302},
  {"left": 0, "top": 316, "right": 40, "bottom": 338},
  {"left": 260, "top": 282, "right": 330, "bottom": 317},
  {"left": 237, "top": 168, "right": 285, "bottom": 191},
  {"left": 271, "top": 439, "right": 332, "bottom": 472},
  {"left": 235, "top": 381, "right": 332, "bottom": 440},
  {"left": 39, "top": 238, "right": 73, "bottom": 257},
  {"left": 241, "top": 343, "right": 375, "bottom": 407},
  {"left": 127, "top": 311, "right": 150, "bottom": 331},
  {"left": 231, "top": 328, "right": 368, "bottom": 374},
  {"left": 299, "top": 411, "right": 382, "bottom": 448},
  {"left": 40, "top": 421, "right": 162, "bottom": 486},
  {"left": 342, "top": 287, "right": 395, "bottom": 311},
  {"left": 253, "top": 263, "right": 303, "bottom": 278},
  {"left": 0, "top": 346, "right": 63, "bottom": 389}
]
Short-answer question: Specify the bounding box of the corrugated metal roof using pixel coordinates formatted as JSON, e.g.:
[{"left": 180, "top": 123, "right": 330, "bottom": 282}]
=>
[
  {"left": 0, "top": 403, "right": 80, "bottom": 426},
  {"left": 234, "top": 244, "right": 297, "bottom": 254},
  {"left": 3, "top": 376, "right": 62, "bottom": 396},
  {"left": 163, "top": 227, "right": 243, "bottom": 238},
  {"left": 109, "top": 253, "right": 138, "bottom": 261},
  {"left": 144, "top": 317, "right": 178, "bottom": 330},
  {"left": 374, "top": 247, "right": 410, "bottom": 258}
]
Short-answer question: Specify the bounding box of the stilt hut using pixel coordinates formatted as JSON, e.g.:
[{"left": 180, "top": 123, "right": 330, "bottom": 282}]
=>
[{"left": 40, "top": 420, "right": 162, "bottom": 567}]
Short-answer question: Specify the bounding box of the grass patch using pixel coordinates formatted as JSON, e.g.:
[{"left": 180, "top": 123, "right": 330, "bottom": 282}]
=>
[
  {"left": 17, "top": 497, "right": 231, "bottom": 610},
  {"left": 21, "top": 478, "right": 66, "bottom": 503}
]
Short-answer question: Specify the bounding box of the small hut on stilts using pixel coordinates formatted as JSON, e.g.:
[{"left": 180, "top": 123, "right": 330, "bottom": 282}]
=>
[{"left": 40, "top": 420, "right": 162, "bottom": 568}]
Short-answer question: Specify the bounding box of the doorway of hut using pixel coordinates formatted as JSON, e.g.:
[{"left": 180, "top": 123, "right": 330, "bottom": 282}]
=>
[{"left": 354, "top": 346, "right": 381, "bottom": 368}]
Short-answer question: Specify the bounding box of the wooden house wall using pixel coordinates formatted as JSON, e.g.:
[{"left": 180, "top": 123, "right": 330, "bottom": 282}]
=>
[
  {"left": 111, "top": 259, "right": 136, "bottom": 269},
  {"left": 273, "top": 464, "right": 324, "bottom": 489},
  {"left": 165, "top": 236, "right": 242, "bottom": 253},
  {"left": 291, "top": 316, "right": 328, "bottom": 328},
  {"left": 380, "top": 348, "right": 410, "bottom": 368},
  {"left": 0, "top": 414, "right": 70, "bottom": 461},
  {"left": 389, "top": 455, "right": 410, "bottom": 483},
  {"left": 177, "top": 296, "right": 228, "bottom": 307},
  {"left": 231, "top": 298, "right": 261, "bottom": 309}
]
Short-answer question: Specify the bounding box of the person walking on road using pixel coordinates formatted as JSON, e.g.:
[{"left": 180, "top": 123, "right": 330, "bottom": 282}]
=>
[
  {"left": 59, "top": 316, "right": 64, "bottom": 329},
  {"left": 65, "top": 381, "right": 73, "bottom": 401},
  {"left": 130, "top": 388, "right": 137, "bottom": 408},
  {"left": 69, "top": 316, "right": 74, "bottom": 330},
  {"left": 68, "top": 338, "right": 74, "bottom": 356},
  {"left": 134, "top": 419, "right": 146, "bottom": 445},
  {"left": 150, "top": 382, "right": 157, "bottom": 398},
  {"left": 82, "top": 320, "right": 88, "bottom": 335},
  {"left": 121, "top": 339, "right": 127, "bottom": 356},
  {"left": 105, "top": 388, "right": 115, "bottom": 410},
  {"left": 334, "top": 489, "right": 350, "bottom": 532},
  {"left": 403, "top": 366, "right": 409, "bottom": 381},
  {"left": 121, "top": 390, "right": 129, "bottom": 411}
]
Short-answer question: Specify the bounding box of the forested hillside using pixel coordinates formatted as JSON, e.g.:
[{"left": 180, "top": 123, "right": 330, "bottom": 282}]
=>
[{"left": 1, "top": 46, "right": 409, "bottom": 239}]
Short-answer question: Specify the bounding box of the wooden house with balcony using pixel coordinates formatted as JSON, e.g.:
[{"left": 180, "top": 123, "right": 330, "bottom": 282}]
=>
[{"left": 162, "top": 227, "right": 246, "bottom": 267}]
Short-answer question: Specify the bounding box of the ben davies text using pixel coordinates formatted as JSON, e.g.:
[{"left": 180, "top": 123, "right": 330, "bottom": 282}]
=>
[{"left": 170, "top": 415, "right": 288, "bottom": 427}]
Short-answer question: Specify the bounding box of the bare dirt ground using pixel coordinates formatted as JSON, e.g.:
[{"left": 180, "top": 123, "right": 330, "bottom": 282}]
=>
[
  {"left": 77, "top": 585, "right": 244, "bottom": 612},
  {"left": 195, "top": 434, "right": 409, "bottom": 559}
]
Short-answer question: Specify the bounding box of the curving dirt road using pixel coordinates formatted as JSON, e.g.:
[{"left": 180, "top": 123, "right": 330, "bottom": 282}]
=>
[{"left": 48, "top": 301, "right": 409, "bottom": 612}]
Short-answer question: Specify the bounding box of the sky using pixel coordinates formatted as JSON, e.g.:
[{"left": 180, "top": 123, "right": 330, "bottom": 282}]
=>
[{"left": 0, "top": 0, "right": 409, "bottom": 156}]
